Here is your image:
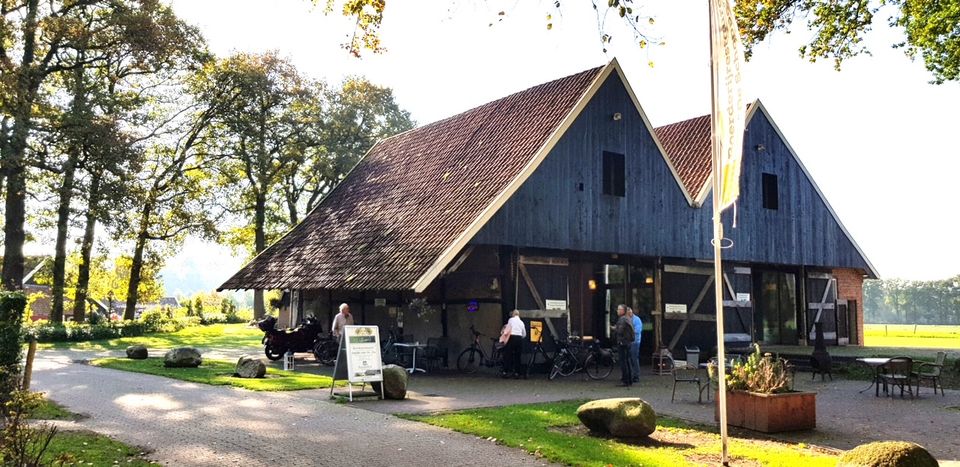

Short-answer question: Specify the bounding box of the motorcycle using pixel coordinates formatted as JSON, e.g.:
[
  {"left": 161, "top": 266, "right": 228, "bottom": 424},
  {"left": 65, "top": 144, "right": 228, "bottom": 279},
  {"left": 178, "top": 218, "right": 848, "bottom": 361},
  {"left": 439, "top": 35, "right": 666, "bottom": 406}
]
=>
[{"left": 258, "top": 315, "right": 335, "bottom": 364}]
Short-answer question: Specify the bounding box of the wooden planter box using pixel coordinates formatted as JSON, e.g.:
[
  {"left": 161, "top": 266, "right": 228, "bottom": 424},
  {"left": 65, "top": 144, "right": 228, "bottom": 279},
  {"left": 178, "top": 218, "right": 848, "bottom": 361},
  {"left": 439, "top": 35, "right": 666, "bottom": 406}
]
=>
[{"left": 714, "top": 390, "right": 816, "bottom": 433}]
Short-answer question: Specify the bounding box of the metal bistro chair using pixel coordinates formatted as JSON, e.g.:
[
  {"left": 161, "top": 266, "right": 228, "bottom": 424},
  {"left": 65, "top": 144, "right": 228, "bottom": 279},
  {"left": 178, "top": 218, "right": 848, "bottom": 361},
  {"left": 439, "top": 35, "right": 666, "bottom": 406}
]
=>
[
  {"left": 878, "top": 356, "right": 917, "bottom": 398},
  {"left": 914, "top": 351, "right": 946, "bottom": 397},
  {"left": 423, "top": 337, "right": 450, "bottom": 371},
  {"left": 672, "top": 346, "right": 704, "bottom": 403}
]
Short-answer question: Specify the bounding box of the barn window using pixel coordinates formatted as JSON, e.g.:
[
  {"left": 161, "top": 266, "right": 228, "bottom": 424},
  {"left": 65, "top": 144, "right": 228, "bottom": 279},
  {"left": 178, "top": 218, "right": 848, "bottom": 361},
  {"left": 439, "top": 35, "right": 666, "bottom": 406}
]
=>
[
  {"left": 762, "top": 173, "right": 779, "bottom": 210},
  {"left": 602, "top": 151, "right": 625, "bottom": 197}
]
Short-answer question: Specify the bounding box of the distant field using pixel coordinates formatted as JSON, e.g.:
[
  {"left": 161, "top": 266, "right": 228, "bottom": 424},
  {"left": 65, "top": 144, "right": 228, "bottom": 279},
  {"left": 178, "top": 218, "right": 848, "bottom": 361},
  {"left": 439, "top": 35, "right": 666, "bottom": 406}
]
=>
[{"left": 864, "top": 324, "right": 960, "bottom": 349}]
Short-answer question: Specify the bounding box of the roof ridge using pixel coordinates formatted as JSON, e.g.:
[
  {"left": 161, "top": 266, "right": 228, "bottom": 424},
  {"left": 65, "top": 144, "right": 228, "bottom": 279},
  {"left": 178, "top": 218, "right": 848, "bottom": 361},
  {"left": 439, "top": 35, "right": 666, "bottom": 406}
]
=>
[{"left": 393, "top": 65, "right": 605, "bottom": 142}]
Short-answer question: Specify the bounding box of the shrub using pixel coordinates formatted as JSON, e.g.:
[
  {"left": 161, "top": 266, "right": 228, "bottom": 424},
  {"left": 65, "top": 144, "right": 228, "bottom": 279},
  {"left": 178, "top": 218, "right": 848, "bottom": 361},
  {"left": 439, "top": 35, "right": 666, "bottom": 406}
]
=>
[
  {"left": 200, "top": 313, "right": 227, "bottom": 325},
  {"left": 725, "top": 344, "right": 791, "bottom": 394},
  {"left": 1, "top": 390, "right": 64, "bottom": 465},
  {"left": 0, "top": 292, "right": 27, "bottom": 406},
  {"left": 837, "top": 441, "right": 938, "bottom": 467}
]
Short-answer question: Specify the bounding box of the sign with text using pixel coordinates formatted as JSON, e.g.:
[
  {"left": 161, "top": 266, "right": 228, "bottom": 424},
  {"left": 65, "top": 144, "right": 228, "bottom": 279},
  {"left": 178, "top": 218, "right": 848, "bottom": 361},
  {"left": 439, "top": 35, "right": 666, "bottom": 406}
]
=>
[
  {"left": 344, "top": 325, "right": 383, "bottom": 384},
  {"left": 736, "top": 293, "right": 751, "bottom": 302},
  {"left": 665, "top": 303, "right": 688, "bottom": 315},
  {"left": 545, "top": 299, "right": 567, "bottom": 310},
  {"left": 530, "top": 321, "right": 543, "bottom": 343}
]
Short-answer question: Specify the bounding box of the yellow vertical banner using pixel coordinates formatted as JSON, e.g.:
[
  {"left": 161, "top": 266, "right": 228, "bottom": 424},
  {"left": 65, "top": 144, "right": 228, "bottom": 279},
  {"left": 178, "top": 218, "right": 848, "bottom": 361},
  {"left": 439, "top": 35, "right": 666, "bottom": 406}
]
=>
[{"left": 710, "top": 0, "right": 747, "bottom": 211}]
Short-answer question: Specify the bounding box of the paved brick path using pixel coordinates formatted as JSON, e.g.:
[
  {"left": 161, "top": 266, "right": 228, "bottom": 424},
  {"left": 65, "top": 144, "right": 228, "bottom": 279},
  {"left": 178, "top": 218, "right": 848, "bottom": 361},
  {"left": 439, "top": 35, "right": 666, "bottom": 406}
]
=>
[
  {"left": 35, "top": 347, "right": 960, "bottom": 463},
  {"left": 32, "top": 352, "right": 546, "bottom": 467}
]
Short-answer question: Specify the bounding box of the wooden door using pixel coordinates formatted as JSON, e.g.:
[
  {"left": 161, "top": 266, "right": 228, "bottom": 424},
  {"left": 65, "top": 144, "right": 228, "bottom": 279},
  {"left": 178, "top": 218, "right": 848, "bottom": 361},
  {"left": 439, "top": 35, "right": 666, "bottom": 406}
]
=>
[{"left": 805, "top": 273, "right": 838, "bottom": 344}]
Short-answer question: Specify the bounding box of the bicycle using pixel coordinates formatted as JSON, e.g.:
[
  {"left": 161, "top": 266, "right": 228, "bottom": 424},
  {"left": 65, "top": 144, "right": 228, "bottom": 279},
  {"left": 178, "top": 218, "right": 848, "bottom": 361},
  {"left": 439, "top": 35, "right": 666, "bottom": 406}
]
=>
[
  {"left": 456, "top": 325, "right": 504, "bottom": 374},
  {"left": 548, "top": 336, "right": 615, "bottom": 380}
]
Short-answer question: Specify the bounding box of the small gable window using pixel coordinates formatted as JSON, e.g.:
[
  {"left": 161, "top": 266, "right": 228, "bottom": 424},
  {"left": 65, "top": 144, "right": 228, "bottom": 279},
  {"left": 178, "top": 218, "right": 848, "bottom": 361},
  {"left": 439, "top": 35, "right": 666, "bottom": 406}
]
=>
[
  {"left": 602, "top": 151, "right": 625, "bottom": 197},
  {"left": 762, "top": 173, "right": 778, "bottom": 210}
]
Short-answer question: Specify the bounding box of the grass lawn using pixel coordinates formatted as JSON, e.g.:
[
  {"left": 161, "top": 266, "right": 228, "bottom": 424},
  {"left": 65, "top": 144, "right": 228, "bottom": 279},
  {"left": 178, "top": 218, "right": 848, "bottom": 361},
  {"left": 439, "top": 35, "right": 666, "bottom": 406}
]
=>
[
  {"left": 38, "top": 323, "right": 263, "bottom": 351},
  {"left": 20, "top": 397, "right": 155, "bottom": 465},
  {"left": 864, "top": 324, "right": 960, "bottom": 349},
  {"left": 41, "top": 431, "right": 157, "bottom": 466},
  {"left": 403, "top": 400, "right": 838, "bottom": 466},
  {"left": 29, "top": 395, "right": 80, "bottom": 421},
  {"left": 90, "top": 357, "right": 338, "bottom": 391}
]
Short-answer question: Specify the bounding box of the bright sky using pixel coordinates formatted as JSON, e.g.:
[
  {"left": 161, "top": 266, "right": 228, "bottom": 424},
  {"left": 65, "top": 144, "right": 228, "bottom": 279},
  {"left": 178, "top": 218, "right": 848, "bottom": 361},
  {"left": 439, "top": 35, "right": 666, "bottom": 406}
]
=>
[{"left": 155, "top": 0, "right": 960, "bottom": 291}]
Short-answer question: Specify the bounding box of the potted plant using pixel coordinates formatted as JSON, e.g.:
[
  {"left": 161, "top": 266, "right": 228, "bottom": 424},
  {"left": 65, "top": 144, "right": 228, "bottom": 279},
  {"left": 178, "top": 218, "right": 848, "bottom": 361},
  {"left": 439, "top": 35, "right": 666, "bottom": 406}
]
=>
[{"left": 714, "top": 344, "right": 816, "bottom": 433}]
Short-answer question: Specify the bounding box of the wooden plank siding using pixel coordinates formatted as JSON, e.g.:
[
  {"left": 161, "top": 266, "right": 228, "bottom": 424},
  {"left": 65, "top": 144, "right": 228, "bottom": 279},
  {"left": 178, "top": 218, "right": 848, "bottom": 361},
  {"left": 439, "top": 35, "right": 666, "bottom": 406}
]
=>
[{"left": 471, "top": 73, "right": 871, "bottom": 275}]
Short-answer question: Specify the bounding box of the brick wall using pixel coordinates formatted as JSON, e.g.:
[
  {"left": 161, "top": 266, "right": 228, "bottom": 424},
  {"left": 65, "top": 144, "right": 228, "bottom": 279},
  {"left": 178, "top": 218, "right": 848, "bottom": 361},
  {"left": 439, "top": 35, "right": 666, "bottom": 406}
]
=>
[{"left": 832, "top": 268, "right": 865, "bottom": 346}]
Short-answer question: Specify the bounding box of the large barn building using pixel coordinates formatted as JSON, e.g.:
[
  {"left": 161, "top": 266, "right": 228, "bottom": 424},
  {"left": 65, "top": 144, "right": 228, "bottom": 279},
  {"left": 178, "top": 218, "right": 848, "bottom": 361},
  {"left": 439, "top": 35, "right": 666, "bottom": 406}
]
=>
[{"left": 220, "top": 60, "right": 876, "bottom": 363}]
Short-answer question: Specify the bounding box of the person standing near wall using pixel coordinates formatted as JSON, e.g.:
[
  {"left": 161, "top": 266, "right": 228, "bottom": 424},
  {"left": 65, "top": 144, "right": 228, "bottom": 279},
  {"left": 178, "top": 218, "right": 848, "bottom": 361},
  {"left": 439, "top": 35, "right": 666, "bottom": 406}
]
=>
[
  {"left": 503, "top": 310, "right": 526, "bottom": 379},
  {"left": 331, "top": 303, "right": 354, "bottom": 341},
  {"left": 628, "top": 307, "right": 642, "bottom": 383},
  {"left": 615, "top": 304, "right": 635, "bottom": 387}
]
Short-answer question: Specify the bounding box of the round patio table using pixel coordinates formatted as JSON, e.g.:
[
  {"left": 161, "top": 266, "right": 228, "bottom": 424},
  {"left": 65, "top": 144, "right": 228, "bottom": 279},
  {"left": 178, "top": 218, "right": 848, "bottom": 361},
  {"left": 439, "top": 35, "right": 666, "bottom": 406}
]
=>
[
  {"left": 856, "top": 357, "right": 892, "bottom": 394},
  {"left": 394, "top": 342, "right": 426, "bottom": 374}
]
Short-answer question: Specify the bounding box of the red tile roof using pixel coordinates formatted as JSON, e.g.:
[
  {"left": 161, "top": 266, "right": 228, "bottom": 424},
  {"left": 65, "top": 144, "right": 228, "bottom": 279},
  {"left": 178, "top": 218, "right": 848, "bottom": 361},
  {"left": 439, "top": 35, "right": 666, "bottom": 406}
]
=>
[
  {"left": 220, "top": 65, "right": 604, "bottom": 291},
  {"left": 653, "top": 114, "right": 711, "bottom": 198}
]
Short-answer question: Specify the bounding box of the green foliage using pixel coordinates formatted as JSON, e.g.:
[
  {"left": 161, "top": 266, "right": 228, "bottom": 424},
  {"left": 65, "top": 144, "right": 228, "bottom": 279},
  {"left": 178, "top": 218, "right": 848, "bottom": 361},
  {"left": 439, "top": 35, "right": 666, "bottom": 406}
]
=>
[
  {"left": 1, "top": 391, "right": 63, "bottom": 466},
  {"left": 726, "top": 344, "right": 792, "bottom": 394},
  {"left": 838, "top": 441, "right": 938, "bottom": 467},
  {"left": 37, "top": 323, "right": 262, "bottom": 351},
  {"left": 23, "top": 312, "right": 207, "bottom": 344},
  {"left": 91, "top": 357, "right": 339, "bottom": 391},
  {"left": 0, "top": 292, "right": 27, "bottom": 407},
  {"left": 865, "top": 276, "right": 960, "bottom": 324},
  {"left": 733, "top": 0, "right": 960, "bottom": 83}
]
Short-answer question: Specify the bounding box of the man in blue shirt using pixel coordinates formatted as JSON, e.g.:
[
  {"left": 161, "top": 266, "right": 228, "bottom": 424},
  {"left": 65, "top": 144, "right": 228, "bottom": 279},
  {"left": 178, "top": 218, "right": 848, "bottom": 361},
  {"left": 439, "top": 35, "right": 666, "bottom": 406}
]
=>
[{"left": 628, "top": 307, "right": 642, "bottom": 382}]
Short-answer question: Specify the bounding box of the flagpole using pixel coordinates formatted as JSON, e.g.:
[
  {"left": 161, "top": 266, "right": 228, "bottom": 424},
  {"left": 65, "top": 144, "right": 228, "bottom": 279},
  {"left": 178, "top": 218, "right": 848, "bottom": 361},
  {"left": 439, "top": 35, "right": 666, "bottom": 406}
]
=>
[{"left": 708, "top": 0, "right": 731, "bottom": 464}]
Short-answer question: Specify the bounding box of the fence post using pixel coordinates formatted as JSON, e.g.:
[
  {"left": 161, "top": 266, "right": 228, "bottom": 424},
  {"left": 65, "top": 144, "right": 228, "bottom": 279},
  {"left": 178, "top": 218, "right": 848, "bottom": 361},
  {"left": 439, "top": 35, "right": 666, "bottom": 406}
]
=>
[{"left": 21, "top": 338, "right": 37, "bottom": 391}]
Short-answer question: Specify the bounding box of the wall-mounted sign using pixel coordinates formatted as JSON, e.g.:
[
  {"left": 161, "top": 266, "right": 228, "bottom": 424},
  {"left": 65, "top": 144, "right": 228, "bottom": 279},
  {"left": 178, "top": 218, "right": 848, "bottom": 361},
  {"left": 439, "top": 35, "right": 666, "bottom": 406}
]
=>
[
  {"left": 665, "top": 303, "right": 688, "bottom": 314},
  {"left": 545, "top": 299, "right": 567, "bottom": 310},
  {"left": 530, "top": 321, "right": 543, "bottom": 343},
  {"left": 736, "top": 293, "right": 751, "bottom": 302},
  {"left": 374, "top": 298, "right": 386, "bottom": 307}
]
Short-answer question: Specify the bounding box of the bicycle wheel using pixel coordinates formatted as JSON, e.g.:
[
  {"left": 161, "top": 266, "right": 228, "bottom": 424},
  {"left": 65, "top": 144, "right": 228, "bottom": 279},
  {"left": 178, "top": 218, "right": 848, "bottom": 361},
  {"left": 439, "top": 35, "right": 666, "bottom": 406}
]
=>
[
  {"left": 584, "top": 352, "right": 614, "bottom": 380},
  {"left": 548, "top": 353, "right": 567, "bottom": 380},
  {"left": 457, "top": 348, "right": 483, "bottom": 374}
]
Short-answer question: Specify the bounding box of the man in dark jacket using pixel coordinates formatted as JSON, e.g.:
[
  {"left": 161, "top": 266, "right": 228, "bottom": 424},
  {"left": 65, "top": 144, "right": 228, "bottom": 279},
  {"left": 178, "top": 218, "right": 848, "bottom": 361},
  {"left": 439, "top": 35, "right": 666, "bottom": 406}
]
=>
[{"left": 614, "top": 304, "right": 635, "bottom": 387}]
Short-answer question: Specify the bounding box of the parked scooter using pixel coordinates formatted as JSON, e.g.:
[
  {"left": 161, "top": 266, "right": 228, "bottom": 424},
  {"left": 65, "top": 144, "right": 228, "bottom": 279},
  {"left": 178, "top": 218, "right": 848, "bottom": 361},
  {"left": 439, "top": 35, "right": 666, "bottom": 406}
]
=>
[{"left": 258, "top": 315, "right": 333, "bottom": 363}]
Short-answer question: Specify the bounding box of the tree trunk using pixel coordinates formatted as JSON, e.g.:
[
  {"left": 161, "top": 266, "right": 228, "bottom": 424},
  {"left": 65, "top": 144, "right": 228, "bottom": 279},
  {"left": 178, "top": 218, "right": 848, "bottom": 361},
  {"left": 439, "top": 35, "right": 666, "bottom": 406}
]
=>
[
  {"left": 2, "top": 0, "right": 41, "bottom": 291},
  {"left": 253, "top": 192, "right": 267, "bottom": 319},
  {"left": 50, "top": 154, "right": 78, "bottom": 322},
  {"left": 124, "top": 205, "right": 151, "bottom": 320},
  {"left": 72, "top": 173, "right": 101, "bottom": 322}
]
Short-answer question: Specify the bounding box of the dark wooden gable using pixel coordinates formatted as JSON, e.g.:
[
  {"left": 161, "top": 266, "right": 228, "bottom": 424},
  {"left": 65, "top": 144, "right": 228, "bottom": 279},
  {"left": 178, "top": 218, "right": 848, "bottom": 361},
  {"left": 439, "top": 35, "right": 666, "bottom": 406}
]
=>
[
  {"left": 472, "top": 79, "right": 875, "bottom": 275},
  {"left": 714, "top": 105, "right": 875, "bottom": 275},
  {"left": 471, "top": 71, "right": 694, "bottom": 253}
]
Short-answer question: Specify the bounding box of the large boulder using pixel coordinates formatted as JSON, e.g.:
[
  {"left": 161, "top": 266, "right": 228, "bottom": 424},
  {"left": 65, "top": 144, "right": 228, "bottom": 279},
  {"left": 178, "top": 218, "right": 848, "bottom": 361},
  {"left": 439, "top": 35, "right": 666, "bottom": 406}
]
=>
[
  {"left": 235, "top": 355, "right": 266, "bottom": 378},
  {"left": 838, "top": 441, "right": 938, "bottom": 467},
  {"left": 371, "top": 364, "right": 408, "bottom": 400},
  {"left": 163, "top": 347, "right": 202, "bottom": 368},
  {"left": 126, "top": 345, "right": 148, "bottom": 360},
  {"left": 576, "top": 398, "right": 657, "bottom": 438}
]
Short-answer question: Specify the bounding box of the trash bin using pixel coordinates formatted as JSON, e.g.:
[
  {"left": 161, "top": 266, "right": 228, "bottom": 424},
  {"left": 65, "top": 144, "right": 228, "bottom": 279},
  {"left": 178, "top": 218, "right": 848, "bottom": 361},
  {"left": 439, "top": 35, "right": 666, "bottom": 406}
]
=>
[{"left": 684, "top": 346, "right": 700, "bottom": 368}]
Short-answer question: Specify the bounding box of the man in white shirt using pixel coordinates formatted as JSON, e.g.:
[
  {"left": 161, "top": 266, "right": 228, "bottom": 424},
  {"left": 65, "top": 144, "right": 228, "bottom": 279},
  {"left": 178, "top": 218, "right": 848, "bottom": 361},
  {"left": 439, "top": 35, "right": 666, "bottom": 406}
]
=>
[
  {"left": 503, "top": 310, "right": 526, "bottom": 378},
  {"left": 331, "top": 303, "right": 354, "bottom": 340}
]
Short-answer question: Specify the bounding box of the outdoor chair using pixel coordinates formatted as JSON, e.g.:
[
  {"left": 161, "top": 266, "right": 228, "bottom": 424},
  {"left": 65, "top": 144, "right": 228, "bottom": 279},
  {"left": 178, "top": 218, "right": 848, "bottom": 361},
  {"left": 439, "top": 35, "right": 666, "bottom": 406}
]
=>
[
  {"left": 878, "top": 356, "right": 917, "bottom": 398},
  {"left": 672, "top": 346, "right": 704, "bottom": 403},
  {"left": 422, "top": 337, "right": 450, "bottom": 370},
  {"left": 914, "top": 351, "right": 946, "bottom": 397}
]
